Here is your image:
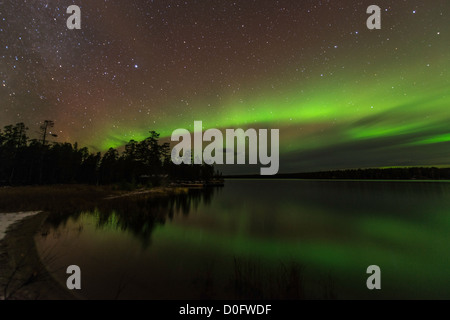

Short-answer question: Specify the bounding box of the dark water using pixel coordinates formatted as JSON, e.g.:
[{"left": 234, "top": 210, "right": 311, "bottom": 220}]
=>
[{"left": 35, "top": 180, "right": 450, "bottom": 299}]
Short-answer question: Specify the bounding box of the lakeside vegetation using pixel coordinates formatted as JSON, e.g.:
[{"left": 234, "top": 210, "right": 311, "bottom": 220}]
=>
[
  {"left": 0, "top": 185, "right": 119, "bottom": 213},
  {"left": 0, "top": 122, "right": 220, "bottom": 187},
  {"left": 2, "top": 122, "right": 446, "bottom": 186}
]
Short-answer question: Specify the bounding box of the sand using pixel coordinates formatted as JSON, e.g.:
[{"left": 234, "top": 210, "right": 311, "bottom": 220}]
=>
[
  {"left": 0, "top": 212, "right": 39, "bottom": 300},
  {"left": 0, "top": 212, "right": 40, "bottom": 241},
  {"left": 0, "top": 212, "right": 75, "bottom": 300}
]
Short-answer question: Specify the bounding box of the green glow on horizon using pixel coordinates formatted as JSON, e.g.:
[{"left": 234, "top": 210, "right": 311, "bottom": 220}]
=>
[
  {"left": 98, "top": 66, "right": 449, "bottom": 150},
  {"left": 90, "top": 47, "right": 449, "bottom": 172},
  {"left": 409, "top": 133, "right": 450, "bottom": 146}
]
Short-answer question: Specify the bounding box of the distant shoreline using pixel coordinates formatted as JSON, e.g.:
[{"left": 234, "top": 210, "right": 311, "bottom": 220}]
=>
[
  {"left": 225, "top": 167, "right": 450, "bottom": 181},
  {"left": 225, "top": 178, "right": 450, "bottom": 183}
]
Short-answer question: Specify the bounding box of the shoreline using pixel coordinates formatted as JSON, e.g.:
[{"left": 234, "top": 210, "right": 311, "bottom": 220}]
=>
[
  {"left": 0, "top": 185, "right": 197, "bottom": 300},
  {"left": 0, "top": 212, "right": 40, "bottom": 241},
  {"left": 0, "top": 212, "right": 76, "bottom": 300},
  {"left": 225, "top": 178, "right": 450, "bottom": 183}
]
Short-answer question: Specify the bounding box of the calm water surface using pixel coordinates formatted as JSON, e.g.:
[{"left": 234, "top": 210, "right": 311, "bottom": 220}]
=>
[{"left": 35, "top": 180, "right": 450, "bottom": 299}]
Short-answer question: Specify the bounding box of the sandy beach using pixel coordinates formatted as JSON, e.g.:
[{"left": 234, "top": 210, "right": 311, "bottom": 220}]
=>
[
  {"left": 0, "top": 212, "right": 40, "bottom": 241},
  {"left": 0, "top": 212, "right": 39, "bottom": 299},
  {"left": 0, "top": 212, "right": 75, "bottom": 300}
]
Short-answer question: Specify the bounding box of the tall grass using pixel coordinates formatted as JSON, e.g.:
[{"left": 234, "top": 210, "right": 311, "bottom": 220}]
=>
[
  {"left": 232, "top": 258, "right": 336, "bottom": 300},
  {"left": 232, "top": 258, "right": 305, "bottom": 299}
]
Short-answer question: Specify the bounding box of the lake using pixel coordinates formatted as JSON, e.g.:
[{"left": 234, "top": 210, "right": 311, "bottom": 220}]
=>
[{"left": 35, "top": 180, "right": 450, "bottom": 299}]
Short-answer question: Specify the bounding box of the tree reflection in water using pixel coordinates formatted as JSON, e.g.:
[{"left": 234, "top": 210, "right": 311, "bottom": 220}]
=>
[{"left": 43, "top": 187, "right": 220, "bottom": 248}]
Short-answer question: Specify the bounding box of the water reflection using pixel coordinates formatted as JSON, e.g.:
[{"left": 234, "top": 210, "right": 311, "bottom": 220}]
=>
[
  {"left": 35, "top": 180, "right": 450, "bottom": 299},
  {"left": 43, "top": 187, "right": 220, "bottom": 249}
]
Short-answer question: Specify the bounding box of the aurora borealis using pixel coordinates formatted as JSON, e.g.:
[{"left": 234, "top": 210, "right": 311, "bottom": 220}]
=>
[{"left": 1, "top": 1, "right": 449, "bottom": 173}]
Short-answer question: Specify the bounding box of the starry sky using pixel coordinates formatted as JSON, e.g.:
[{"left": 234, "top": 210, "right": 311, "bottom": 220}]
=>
[{"left": 1, "top": 0, "right": 449, "bottom": 173}]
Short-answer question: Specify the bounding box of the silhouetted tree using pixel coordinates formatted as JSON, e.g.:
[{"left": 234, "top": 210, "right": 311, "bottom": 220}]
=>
[
  {"left": 39, "top": 120, "right": 57, "bottom": 145},
  {"left": 0, "top": 122, "right": 221, "bottom": 186}
]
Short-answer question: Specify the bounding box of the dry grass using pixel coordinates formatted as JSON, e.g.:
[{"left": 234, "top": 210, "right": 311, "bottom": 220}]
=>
[
  {"left": 232, "top": 258, "right": 336, "bottom": 300},
  {"left": 0, "top": 185, "right": 120, "bottom": 214},
  {"left": 232, "top": 258, "right": 306, "bottom": 299}
]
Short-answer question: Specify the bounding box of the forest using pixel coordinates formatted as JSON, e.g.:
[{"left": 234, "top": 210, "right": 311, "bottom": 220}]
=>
[{"left": 0, "top": 122, "right": 218, "bottom": 186}]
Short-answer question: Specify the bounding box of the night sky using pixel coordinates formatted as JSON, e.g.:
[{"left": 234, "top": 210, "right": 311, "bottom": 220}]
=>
[{"left": 1, "top": 1, "right": 449, "bottom": 173}]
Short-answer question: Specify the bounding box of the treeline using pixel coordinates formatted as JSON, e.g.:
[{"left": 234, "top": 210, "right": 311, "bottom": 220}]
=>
[
  {"left": 228, "top": 167, "right": 450, "bottom": 180},
  {"left": 0, "top": 122, "right": 219, "bottom": 186}
]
